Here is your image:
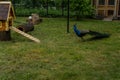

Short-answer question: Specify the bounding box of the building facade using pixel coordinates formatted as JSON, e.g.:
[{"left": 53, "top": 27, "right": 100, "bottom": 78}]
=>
[{"left": 92, "top": 0, "right": 120, "bottom": 19}]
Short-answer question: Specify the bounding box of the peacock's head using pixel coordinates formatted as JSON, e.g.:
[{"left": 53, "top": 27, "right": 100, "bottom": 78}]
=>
[{"left": 73, "top": 24, "right": 77, "bottom": 29}]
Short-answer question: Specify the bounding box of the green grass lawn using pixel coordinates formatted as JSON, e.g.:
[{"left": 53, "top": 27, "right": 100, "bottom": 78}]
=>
[{"left": 0, "top": 17, "right": 120, "bottom": 80}]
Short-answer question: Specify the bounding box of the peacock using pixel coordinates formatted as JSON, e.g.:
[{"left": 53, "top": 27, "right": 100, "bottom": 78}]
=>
[{"left": 73, "top": 24, "right": 110, "bottom": 41}]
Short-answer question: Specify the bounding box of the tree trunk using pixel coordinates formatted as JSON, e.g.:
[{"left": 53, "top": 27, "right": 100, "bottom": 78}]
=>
[
  {"left": 17, "top": 23, "right": 34, "bottom": 33},
  {"left": 61, "top": 0, "right": 64, "bottom": 16},
  {"left": 76, "top": 11, "right": 81, "bottom": 20},
  {"left": 46, "top": 0, "right": 49, "bottom": 16},
  {"left": 0, "top": 30, "right": 11, "bottom": 41}
]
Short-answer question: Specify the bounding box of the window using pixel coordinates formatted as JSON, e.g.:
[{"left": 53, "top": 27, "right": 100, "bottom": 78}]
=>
[
  {"left": 99, "top": 0, "right": 105, "bottom": 5},
  {"left": 9, "top": 20, "right": 12, "bottom": 26},
  {"left": 108, "top": 0, "right": 115, "bottom": 5},
  {"left": 0, "top": 21, "right": 2, "bottom": 28}
]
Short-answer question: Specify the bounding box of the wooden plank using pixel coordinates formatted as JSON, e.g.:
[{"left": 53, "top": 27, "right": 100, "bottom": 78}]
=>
[{"left": 10, "top": 27, "right": 40, "bottom": 43}]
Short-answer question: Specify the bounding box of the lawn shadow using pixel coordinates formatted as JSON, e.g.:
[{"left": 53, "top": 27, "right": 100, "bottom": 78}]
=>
[{"left": 85, "top": 33, "right": 111, "bottom": 42}]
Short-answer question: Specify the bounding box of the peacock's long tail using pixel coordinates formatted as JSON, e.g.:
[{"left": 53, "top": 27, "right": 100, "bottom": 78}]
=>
[{"left": 88, "top": 30, "right": 103, "bottom": 35}]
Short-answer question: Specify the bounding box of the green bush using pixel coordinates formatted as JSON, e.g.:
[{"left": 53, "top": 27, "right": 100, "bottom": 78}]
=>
[{"left": 15, "top": 7, "right": 93, "bottom": 18}]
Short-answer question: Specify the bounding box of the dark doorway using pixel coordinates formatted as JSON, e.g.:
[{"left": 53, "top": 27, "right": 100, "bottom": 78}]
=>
[{"left": 108, "top": 10, "right": 114, "bottom": 16}]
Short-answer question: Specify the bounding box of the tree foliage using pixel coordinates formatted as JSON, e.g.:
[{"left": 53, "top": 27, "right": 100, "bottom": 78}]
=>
[
  {"left": 70, "top": 0, "right": 93, "bottom": 20},
  {"left": 9, "top": 0, "right": 94, "bottom": 18}
]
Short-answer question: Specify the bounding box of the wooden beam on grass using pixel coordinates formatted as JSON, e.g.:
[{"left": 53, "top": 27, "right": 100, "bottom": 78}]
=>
[{"left": 10, "top": 27, "right": 40, "bottom": 43}]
